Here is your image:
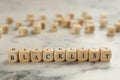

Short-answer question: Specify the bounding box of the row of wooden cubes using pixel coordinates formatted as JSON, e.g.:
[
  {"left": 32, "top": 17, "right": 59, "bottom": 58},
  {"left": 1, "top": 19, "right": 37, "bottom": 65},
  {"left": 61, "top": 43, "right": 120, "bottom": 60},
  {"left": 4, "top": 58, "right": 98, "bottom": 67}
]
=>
[{"left": 8, "top": 47, "right": 112, "bottom": 63}]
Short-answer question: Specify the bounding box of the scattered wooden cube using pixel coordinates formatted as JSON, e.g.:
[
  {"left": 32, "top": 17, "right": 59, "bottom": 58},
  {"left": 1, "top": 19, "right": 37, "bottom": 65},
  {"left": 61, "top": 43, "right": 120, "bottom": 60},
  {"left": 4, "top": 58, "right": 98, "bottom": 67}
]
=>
[
  {"left": 54, "top": 17, "right": 63, "bottom": 26},
  {"left": 16, "top": 21, "right": 23, "bottom": 30},
  {"left": 100, "top": 18, "right": 108, "bottom": 28},
  {"left": 40, "top": 14, "right": 46, "bottom": 20},
  {"left": 26, "top": 13, "right": 34, "bottom": 21},
  {"left": 100, "top": 13, "right": 107, "bottom": 19},
  {"left": 89, "top": 48, "right": 100, "bottom": 62},
  {"left": 66, "top": 48, "right": 77, "bottom": 62},
  {"left": 67, "top": 13, "right": 74, "bottom": 19},
  {"left": 82, "top": 10, "right": 88, "bottom": 18},
  {"left": 71, "top": 24, "right": 81, "bottom": 34},
  {"left": 77, "top": 48, "right": 88, "bottom": 62},
  {"left": 56, "top": 13, "right": 63, "bottom": 18},
  {"left": 6, "top": 16, "right": 14, "bottom": 24},
  {"left": 7, "top": 48, "right": 19, "bottom": 63},
  {"left": 85, "top": 23, "right": 95, "bottom": 33},
  {"left": 0, "top": 24, "right": 9, "bottom": 34},
  {"left": 39, "top": 20, "right": 46, "bottom": 30},
  {"left": 43, "top": 48, "right": 54, "bottom": 62},
  {"left": 78, "top": 17, "right": 84, "bottom": 25},
  {"left": 19, "top": 48, "right": 30, "bottom": 63},
  {"left": 50, "top": 22, "right": 58, "bottom": 32},
  {"left": 18, "top": 27, "right": 28, "bottom": 37},
  {"left": 28, "top": 17, "right": 35, "bottom": 26},
  {"left": 32, "top": 22, "right": 41, "bottom": 34},
  {"left": 31, "top": 48, "right": 43, "bottom": 62},
  {"left": 106, "top": 26, "right": 116, "bottom": 37},
  {"left": 100, "top": 47, "right": 112, "bottom": 62},
  {"left": 62, "top": 17, "right": 72, "bottom": 28},
  {"left": 85, "top": 14, "right": 92, "bottom": 20},
  {"left": 70, "top": 20, "right": 78, "bottom": 28},
  {"left": 114, "top": 22, "right": 120, "bottom": 32},
  {"left": 54, "top": 48, "right": 66, "bottom": 62}
]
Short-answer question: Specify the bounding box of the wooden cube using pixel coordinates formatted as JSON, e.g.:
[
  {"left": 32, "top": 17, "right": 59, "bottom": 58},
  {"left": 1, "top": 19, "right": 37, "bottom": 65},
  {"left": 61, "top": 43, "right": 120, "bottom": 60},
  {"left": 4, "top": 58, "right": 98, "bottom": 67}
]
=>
[
  {"left": 100, "top": 13, "right": 107, "bottom": 19},
  {"left": 66, "top": 48, "right": 77, "bottom": 62},
  {"left": 85, "top": 14, "right": 92, "bottom": 20},
  {"left": 28, "top": 17, "right": 35, "bottom": 26},
  {"left": 71, "top": 24, "right": 81, "bottom": 34},
  {"left": 78, "top": 17, "right": 84, "bottom": 25},
  {"left": 32, "top": 23, "right": 41, "bottom": 34},
  {"left": 0, "top": 27, "right": 3, "bottom": 38},
  {"left": 82, "top": 10, "right": 88, "bottom": 18},
  {"left": 62, "top": 17, "right": 72, "bottom": 28},
  {"left": 31, "top": 48, "right": 42, "bottom": 62},
  {"left": 67, "top": 13, "right": 74, "bottom": 19},
  {"left": 19, "top": 48, "right": 30, "bottom": 63},
  {"left": 39, "top": 20, "right": 46, "bottom": 30},
  {"left": 7, "top": 48, "right": 19, "bottom": 63},
  {"left": 100, "top": 18, "right": 108, "bottom": 28},
  {"left": 6, "top": 16, "right": 14, "bottom": 24},
  {"left": 18, "top": 27, "right": 28, "bottom": 37},
  {"left": 16, "top": 21, "right": 23, "bottom": 30},
  {"left": 40, "top": 14, "right": 46, "bottom": 20},
  {"left": 43, "top": 48, "right": 54, "bottom": 62},
  {"left": 85, "top": 23, "right": 95, "bottom": 33},
  {"left": 106, "top": 26, "right": 116, "bottom": 37},
  {"left": 56, "top": 13, "right": 63, "bottom": 18},
  {"left": 70, "top": 20, "right": 78, "bottom": 28},
  {"left": 100, "top": 47, "right": 112, "bottom": 62},
  {"left": 89, "top": 48, "right": 100, "bottom": 62},
  {"left": 77, "top": 48, "right": 88, "bottom": 62},
  {"left": 54, "top": 17, "right": 63, "bottom": 26},
  {"left": 26, "top": 13, "right": 34, "bottom": 21},
  {"left": 50, "top": 22, "right": 58, "bottom": 32},
  {"left": 54, "top": 48, "right": 65, "bottom": 62},
  {"left": 114, "top": 22, "right": 120, "bottom": 32},
  {"left": 0, "top": 24, "right": 9, "bottom": 34}
]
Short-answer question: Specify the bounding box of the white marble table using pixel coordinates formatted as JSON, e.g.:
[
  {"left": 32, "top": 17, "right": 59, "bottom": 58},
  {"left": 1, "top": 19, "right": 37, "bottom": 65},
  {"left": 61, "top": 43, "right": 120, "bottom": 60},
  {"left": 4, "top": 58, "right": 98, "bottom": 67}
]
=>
[{"left": 0, "top": 0, "right": 120, "bottom": 80}]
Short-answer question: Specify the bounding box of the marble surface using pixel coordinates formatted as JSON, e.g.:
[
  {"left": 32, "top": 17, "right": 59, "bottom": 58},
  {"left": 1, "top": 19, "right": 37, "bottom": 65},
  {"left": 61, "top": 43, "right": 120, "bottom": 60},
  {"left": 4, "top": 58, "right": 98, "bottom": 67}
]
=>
[{"left": 0, "top": 0, "right": 120, "bottom": 80}]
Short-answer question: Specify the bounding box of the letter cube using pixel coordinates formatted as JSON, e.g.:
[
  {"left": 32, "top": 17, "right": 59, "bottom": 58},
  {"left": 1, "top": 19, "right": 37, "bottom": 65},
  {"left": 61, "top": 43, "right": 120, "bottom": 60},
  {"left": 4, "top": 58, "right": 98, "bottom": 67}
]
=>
[
  {"left": 43, "top": 48, "right": 54, "bottom": 62},
  {"left": 0, "top": 24, "right": 9, "bottom": 34},
  {"left": 39, "top": 20, "right": 46, "bottom": 30},
  {"left": 85, "top": 23, "right": 95, "bottom": 33},
  {"left": 40, "top": 14, "right": 46, "bottom": 20},
  {"left": 8, "top": 48, "right": 19, "bottom": 63},
  {"left": 66, "top": 48, "right": 77, "bottom": 62},
  {"left": 6, "top": 16, "right": 14, "bottom": 24},
  {"left": 31, "top": 48, "right": 42, "bottom": 62},
  {"left": 26, "top": 13, "right": 34, "bottom": 21},
  {"left": 77, "top": 48, "right": 88, "bottom": 62},
  {"left": 32, "top": 23, "right": 41, "bottom": 34},
  {"left": 100, "top": 18, "right": 108, "bottom": 28},
  {"left": 50, "top": 22, "right": 58, "bottom": 32},
  {"left": 106, "top": 26, "right": 116, "bottom": 37},
  {"left": 89, "top": 48, "right": 100, "bottom": 62},
  {"left": 19, "top": 48, "right": 30, "bottom": 63},
  {"left": 54, "top": 48, "right": 65, "bottom": 62},
  {"left": 71, "top": 24, "right": 81, "bottom": 34},
  {"left": 67, "top": 12, "right": 74, "bottom": 19},
  {"left": 16, "top": 21, "right": 23, "bottom": 30},
  {"left": 114, "top": 22, "right": 120, "bottom": 32},
  {"left": 18, "top": 27, "right": 28, "bottom": 37},
  {"left": 100, "top": 47, "right": 112, "bottom": 62}
]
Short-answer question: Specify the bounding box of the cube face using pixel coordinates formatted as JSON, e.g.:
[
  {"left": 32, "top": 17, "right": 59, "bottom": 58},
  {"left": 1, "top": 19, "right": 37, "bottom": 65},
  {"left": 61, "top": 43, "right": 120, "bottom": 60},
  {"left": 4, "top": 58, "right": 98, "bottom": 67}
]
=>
[
  {"left": 71, "top": 24, "right": 81, "bottom": 34},
  {"left": 100, "top": 19, "right": 107, "bottom": 28},
  {"left": 40, "top": 20, "right": 46, "bottom": 30},
  {"left": 18, "top": 27, "right": 28, "bottom": 37},
  {"left": 1, "top": 24, "right": 9, "bottom": 34},
  {"left": 67, "top": 13, "right": 74, "bottom": 19},
  {"left": 19, "top": 48, "right": 30, "bottom": 63},
  {"left": 66, "top": 48, "right": 77, "bottom": 62},
  {"left": 62, "top": 18, "right": 71, "bottom": 28},
  {"left": 50, "top": 22, "right": 58, "bottom": 32},
  {"left": 28, "top": 17, "right": 35, "bottom": 26},
  {"left": 54, "top": 17, "right": 63, "bottom": 26},
  {"left": 100, "top": 47, "right": 112, "bottom": 62},
  {"left": 8, "top": 48, "right": 19, "bottom": 63},
  {"left": 89, "top": 48, "right": 100, "bottom": 62},
  {"left": 31, "top": 48, "right": 42, "bottom": 62},
  {"left": 16, "top": 22, "right": 23, "bottom": 30},
  {"left": 54, "top": 48, "right": 65, "bottom": 62},
  {"left": 77, "top": 48, "right": 88, "bottom": 61},
  {"left": 43, "top": 48, "right": 53, "bottom": 62},
  {"left": 106, "top": 26, "right": 116, "bottom": 36},
  {"left": 6, "top": 16, "right": 14, "bottom": 24},
  {"left": 32, "top": 24, "right": 41, "bottom": 34},
  {"left": 26, "top": 14, "right": 34, "bottom": 21},
  {"left": 85, "top": 23, "right": 95, "bottom": 33}
]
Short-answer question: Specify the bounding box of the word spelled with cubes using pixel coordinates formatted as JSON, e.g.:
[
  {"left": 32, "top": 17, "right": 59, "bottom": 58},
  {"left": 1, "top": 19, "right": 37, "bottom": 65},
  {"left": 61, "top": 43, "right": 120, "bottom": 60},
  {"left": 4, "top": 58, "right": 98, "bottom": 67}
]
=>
[{"left": 7, "top": 47, "right": 112, "bottom": 63}]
